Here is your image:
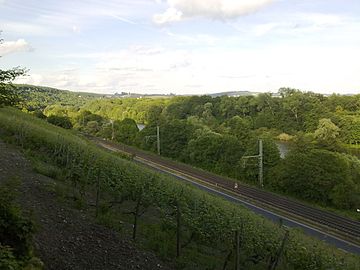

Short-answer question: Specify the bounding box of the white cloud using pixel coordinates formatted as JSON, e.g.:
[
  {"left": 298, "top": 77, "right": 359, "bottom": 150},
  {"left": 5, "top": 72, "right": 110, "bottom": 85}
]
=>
[
  {"left": 72, "top": 25, "right": 80, "bottom": 33},
  {"left": 1, "top": 21, "right": 51, "bottom": 36},
  {"left": 240, "top": 13, "right": 352, "bottom": 37},
  {"left": 16, "top": 44, "right": 360, "bottom": 95},
  {"left": 253, "top": 23, "right": 278, "bottom": 36},
  {"left": 15, "top": 73, "right": 43, "bottom": 85},
  {"left": 109, "top": 14, "right": 138, "bottom": 25},
  {"left": 165, "top": 31, "right": 219, "bottom": 45},
  {"left": 154, "top": 0, "right": 273, "bottom": 24},
  {"left": 0, "top": 39, "right": 32, "bottom": 56},
  {"left": 153, "top": 7, "right": 183, "bottom": 24},
  {"left": 303, "top": 13, "right": 342, "bottom": 27}
]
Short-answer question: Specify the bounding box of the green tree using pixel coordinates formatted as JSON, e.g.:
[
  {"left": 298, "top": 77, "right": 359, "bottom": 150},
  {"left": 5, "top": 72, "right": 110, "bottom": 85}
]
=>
[
  {"left": 223, "top": 115, "right": 251, "bottom": 144},
  {"left": 314, "top": 118, "right": 340, "bottom": 147},
  {"left": 114, "top": 118, "right": 139, "bottom": 145},
  {"left": 47, "top": 115, "right": 73, "bottom": 129},
  {"left": 242, "top": 137, "right": 280, "bottom": 185},
  {"left": 0, "top": 36, "right": 27, "bottom": 106},
  {"left": 185, "top": 131, "right": 245, "bottom": 177},
  {"left": 269, "top": 148, "right": 360, "bottom": 209},
  {"left": 159, "top": 120, "right": 195, "bottom": 159}
]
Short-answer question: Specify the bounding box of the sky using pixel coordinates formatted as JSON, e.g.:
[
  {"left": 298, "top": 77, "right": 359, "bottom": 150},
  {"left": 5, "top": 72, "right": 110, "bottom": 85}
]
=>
[{"left": 0, "top": 0, "right": 359, "bottom": 95}]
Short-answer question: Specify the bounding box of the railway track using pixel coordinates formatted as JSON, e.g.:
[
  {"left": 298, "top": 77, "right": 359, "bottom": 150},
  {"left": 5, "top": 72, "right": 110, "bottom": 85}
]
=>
[{"left": 93, "top": 138, "right": 360, "bottom": 245}]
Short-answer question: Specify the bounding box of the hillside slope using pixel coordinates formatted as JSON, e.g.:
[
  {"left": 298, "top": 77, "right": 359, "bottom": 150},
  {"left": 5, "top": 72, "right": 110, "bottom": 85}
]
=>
[{"left": 0, "top": 140, "right": 171, "bottom": 270}]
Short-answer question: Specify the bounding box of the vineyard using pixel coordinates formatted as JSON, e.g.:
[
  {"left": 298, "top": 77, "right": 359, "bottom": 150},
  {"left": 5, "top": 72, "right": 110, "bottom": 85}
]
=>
[{"left": 0, "top": 107, "right": 359, "bottom": 270}]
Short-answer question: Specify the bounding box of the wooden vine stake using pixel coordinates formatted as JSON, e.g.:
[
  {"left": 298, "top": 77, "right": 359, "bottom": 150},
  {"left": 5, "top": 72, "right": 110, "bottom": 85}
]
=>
[
  {"left": 176, "top": 201, "right": 181, "bottom": 258},
  {"left": 95, "top": 171, "right": 101, "bottom": 218},
  {"left": 132, "top": 192, "right": 143, "bottom": 240},
  {"left": 234, "top": 230, "right": 240, "bottom": 270}
]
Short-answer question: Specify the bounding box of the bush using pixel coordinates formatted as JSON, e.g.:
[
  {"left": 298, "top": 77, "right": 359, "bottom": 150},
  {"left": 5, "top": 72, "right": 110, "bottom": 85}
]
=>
[
  {"left": 47, "top": 115, "right": 72, "bottom": 129},
  {"left": 0, "top": 244, "right": 20, "bottom": 270},
  {"left": 0, "top": 178, "right": 38, "bottom": 268}
]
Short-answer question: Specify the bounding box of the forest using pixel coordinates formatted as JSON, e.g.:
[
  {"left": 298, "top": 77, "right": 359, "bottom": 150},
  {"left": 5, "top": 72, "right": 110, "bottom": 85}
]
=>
[
  {"left": 15, "top": 84, "right": 360, "bottom": 214},
  {"left": 1, "top": 81, "right": 360, "bottom": 269}
]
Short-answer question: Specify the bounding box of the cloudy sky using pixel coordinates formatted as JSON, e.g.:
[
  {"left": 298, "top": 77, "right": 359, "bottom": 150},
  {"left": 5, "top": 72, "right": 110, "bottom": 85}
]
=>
[{"left": 0, "top": 0, "right": 359, "bottom": 95}]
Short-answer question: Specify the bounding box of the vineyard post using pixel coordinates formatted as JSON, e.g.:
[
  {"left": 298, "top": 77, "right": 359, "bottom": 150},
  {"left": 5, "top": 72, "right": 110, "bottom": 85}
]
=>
[
  {"left": 132, "top": 193, "right": 143, "bottom": 240},
  {"left": 176, "top": 201, "right": 181, "bottom": 258},
  {"left": 95, "top": 172, "right": 101, "bottom": 218},
  {"left": 234, "top": 230, "right": 240, "bottom": 270},
  {"left": 271, "top": 230, "right": 289, "bottom": 270}
]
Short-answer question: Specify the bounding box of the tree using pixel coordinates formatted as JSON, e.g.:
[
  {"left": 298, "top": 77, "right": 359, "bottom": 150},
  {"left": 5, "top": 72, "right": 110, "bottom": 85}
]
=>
[
  {"left": 185, "top": 131, "right": 245, "bottom": 177},
  {"left": 242, "top": 137, "right": 280, "bottom": 184},
  {"left": 223, "top": 116, "right": 251, "bottom": 144},
  {"left": 314, "top": 118, "right": 340, "bottom": 147},
  {"left": 0, "top": 34, "right": 27, "bottom": 106},
  {"left": 269, "top": 148, "right": 360, "bottom": 209},
  {"left": 338, "top": 115, "right": 360, "bottom": 145},
  {"left": 158, "top": 120, "right": 195, "bottom": 159},
  {"left": 47, "top": 115, "right": 73, "bottom": 129},
  {"left": 114, "top": 118, "right": 139, "bottom": 145}
]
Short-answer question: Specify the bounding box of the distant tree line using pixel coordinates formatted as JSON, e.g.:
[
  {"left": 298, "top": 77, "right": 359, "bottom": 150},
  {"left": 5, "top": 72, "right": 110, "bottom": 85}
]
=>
[{"left": 8, "top": 84, "right": 360, "bottom": 211}]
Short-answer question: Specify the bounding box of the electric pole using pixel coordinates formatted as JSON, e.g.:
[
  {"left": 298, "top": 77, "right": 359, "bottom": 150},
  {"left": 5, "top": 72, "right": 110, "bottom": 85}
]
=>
[
  {"left": 156, "top": 125, "right": 161, "bottom": 155},
  {"left": 145, "top": 125, "right": 161, "bottom": 155},
  {"left": 259, "top": 139, "right": 263, "bottom": 188},
  {"left": 242, "top": 139, "right": 264, "bottom": 188},
  {"left": 110, "top": 119, "right": 115, "bottom": 140}
]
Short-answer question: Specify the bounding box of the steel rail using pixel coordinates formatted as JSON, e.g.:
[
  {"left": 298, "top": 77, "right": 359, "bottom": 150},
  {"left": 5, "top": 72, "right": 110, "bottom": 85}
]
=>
[{"left": 94, "top": 138, "right": 360, "bottom": 242}]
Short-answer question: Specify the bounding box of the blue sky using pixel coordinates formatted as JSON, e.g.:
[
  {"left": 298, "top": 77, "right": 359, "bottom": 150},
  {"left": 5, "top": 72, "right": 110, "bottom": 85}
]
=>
[{"left": 0, "top": 0, "right": 359, "bottom": 94}]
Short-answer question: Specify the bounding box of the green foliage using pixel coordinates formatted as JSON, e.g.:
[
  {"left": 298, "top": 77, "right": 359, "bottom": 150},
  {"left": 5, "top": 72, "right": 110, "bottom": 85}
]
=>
[
  {"left": 0, "top": 107, "right": 359, "bottom": 270},
  {"left": 158, "top": 120, "right": 195, "bottom": 159},
  {"left": 0, "top": 179, "right": 35, "bottom": 258},
  {"left": 47, "top": 115, "right": 73, "bottom": 129},
  {"left": 223, "top": 115, "right": 251, "bottom": 143},
  {"left": 338, "top": 114, "right": 360, "bottom": 145},
  {"left": 314, "top": 118, "right": 340, "bottom": 146},
  {"left": 0, "top": 244, "right": 20, "bottom": 270},
  {"left": 269, "top": 147, "right": 360, "bottom": 209},
  {"left": 243, "top": 137, "right": 281, "bottom": 185},
  {"left": 15, "top": 84, "right": 360, "bottom": 213},
  {"left": 113, "top": 118, "right": 139, "bottom": 145},
  {"left": 0, "top": 178, "right": 41, "bottom": 269},
  {"left": 0, "top": 82, "right": 21, "bottom": 107},
  {"left": 15, "top": 84, "right": 102, "bottom": 111},
  {"left": 30, "top": 156, "right": 63, "bottom": 180},
  {"left": 186, "top": 130, "right": 244, "bottom": 177},
  {"left": 0, "top": 36, "right": 27, "bottom": 107}
]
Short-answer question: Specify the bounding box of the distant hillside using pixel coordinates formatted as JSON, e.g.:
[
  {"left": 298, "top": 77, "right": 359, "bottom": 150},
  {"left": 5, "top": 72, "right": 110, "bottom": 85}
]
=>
[
  {"left": 15, "top": 84, "right": 105, "bottom": 111},
  {"left": 15, "top": 84, "right": 282, "bottom": 111},
  {"left": 207, "top": 90, "right": 259, "bottom": 97},
  {"left": 207, "top": 90, "right": 282, "bottom": 97}
]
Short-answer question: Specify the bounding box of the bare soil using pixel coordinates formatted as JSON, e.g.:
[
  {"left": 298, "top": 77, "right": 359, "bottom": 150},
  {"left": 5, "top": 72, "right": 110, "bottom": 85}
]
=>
[{"left": 0, "top": 140, "right": 172, "bottom": 270}]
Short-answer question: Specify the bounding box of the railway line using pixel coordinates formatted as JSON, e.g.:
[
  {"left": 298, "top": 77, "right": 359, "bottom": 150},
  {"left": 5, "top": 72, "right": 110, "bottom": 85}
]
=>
[{"left": 92, "top": 138, "right": 360, "bottom": 252}]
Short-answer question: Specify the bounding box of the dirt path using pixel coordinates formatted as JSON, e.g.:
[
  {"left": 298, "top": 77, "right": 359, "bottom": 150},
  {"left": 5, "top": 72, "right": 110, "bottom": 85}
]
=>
[{"left": 0, "top": 140, "right": 172, "bottom": 270}]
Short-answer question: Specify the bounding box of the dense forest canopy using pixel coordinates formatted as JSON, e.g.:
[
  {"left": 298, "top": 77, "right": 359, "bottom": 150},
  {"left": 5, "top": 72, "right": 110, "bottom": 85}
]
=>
[{"left": 15, "top": 84, "right": 360, "bottom": 212}]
